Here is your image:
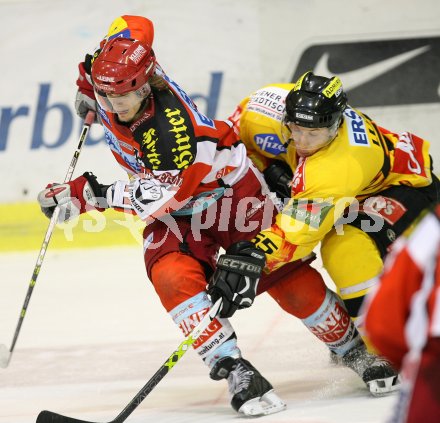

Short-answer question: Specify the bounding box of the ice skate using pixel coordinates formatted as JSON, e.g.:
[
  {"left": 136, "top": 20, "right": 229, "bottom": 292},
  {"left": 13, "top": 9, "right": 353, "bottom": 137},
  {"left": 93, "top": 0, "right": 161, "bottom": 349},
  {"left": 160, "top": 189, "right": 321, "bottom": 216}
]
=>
[
  {"left": 341, "top": 344, "right": 400, "bottom": 396},
  {"left": 210, "top": 357, "right": 286, "bottom": 416},
  {"left": 329, "top": 350, "right": 342, "bottom": 366}
]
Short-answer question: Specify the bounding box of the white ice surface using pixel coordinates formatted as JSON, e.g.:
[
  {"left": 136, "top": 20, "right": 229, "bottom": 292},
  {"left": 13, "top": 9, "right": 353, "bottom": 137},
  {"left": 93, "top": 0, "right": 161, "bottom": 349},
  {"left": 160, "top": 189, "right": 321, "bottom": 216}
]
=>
[{"left": 0, "top": 247, "right": 397, "bottom": 423}]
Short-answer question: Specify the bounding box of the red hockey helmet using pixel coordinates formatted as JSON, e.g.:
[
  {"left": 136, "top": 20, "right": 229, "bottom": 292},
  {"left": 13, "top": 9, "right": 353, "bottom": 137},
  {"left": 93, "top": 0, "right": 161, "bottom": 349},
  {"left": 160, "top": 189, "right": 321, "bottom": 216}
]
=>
[{"left": 91, "top": 37, "right": 156, "bottom": 95}]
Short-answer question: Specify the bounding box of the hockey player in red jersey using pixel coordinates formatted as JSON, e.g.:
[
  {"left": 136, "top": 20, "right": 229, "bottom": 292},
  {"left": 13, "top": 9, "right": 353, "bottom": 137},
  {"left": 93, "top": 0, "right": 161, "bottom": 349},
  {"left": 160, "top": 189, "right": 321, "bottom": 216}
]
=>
[
  {"left": 208, "top": 72, "right": 440, "bottom": 396},
  {"left": 38, "top": 15, "right": 288, "bottom": 416},
  {"left": 364, "top": 204, "right": 440, "bottom": 423}
]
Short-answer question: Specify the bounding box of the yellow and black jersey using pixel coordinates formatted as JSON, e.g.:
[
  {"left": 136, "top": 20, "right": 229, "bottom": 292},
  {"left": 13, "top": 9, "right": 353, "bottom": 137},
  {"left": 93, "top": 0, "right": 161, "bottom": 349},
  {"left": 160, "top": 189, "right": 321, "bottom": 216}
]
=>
[
  {"left": 236, "top": 85, "right": 433, "bottom": 270},
  {"left": 229, "top": 84, "right": 293, "bottom": 172}
]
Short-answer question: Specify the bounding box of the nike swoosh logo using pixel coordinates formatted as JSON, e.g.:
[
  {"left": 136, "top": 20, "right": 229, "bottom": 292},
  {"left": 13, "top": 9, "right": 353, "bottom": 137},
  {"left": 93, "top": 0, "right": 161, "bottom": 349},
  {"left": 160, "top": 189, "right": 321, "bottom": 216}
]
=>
[{"left": 314, "top": 45, "right": 431, "bottom": 91}]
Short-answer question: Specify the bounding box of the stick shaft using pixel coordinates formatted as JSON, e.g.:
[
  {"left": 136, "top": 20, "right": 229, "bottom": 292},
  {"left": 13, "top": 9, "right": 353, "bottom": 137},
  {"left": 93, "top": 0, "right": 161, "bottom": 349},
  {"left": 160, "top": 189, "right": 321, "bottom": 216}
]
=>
[
  {"left": 6, "top": 111, "right": 96, "bottom": 365},
  {"left": 114, "top": 298, "right": 222, "bottom": 423},
  {"left": 36, "top": 298, "right": 222, "bottom": 423}
]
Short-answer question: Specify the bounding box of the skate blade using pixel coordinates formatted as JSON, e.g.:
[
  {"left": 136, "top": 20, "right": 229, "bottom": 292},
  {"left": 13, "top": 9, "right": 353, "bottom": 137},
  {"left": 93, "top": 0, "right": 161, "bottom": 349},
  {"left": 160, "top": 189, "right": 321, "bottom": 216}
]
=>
[
  {"left": 368, "top": 375, "right": 401, "bottom": 396},
  {"left": 329, "top": 351, "right": 342, "bottom": 366},
  {"left": 238, "top": 389, "right": 286, "bottom": 416},
  {"left": 0, "top": 344, "right": 10, "bottom": 368}
]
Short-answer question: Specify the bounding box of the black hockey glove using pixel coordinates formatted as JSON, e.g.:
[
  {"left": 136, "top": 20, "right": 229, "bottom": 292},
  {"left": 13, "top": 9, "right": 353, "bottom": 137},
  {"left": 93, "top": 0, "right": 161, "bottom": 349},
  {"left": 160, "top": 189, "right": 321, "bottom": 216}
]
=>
[
  {"left": 263, "top": 161, "right": 293, "bottom": 200},
  {"left": 207, "top": 241, "right": 266, "bottom": 318}
]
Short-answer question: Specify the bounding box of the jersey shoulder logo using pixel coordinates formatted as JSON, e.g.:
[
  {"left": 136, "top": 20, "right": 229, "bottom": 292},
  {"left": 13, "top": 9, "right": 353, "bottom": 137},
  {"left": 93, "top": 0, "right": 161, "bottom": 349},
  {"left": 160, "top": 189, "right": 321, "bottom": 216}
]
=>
[
  {"left": 254, "top": 134, "right": 286, "bottom": 155},
  {"left": 343, "top": 107, "right": 370, "bottom": 147},
  {"left": 159, "top": 70, "right": 215, "bottom": 129}
]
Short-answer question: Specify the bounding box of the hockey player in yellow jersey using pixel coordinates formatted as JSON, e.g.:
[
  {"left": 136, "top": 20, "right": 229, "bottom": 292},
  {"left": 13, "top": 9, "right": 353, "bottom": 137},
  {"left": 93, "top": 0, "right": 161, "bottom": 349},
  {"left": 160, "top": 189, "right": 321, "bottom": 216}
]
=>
[
  {"left": 228, "top": 74, "right": 437, "bottom": 308},
  {"left": 208, "top": 72, "right": 439, "bottom": 395}
]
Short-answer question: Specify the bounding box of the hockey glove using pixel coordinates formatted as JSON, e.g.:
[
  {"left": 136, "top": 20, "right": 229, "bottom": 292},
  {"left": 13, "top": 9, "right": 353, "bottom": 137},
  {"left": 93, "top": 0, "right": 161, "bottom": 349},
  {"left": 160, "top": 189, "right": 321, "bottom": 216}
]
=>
[
  {"left": 207, "top": 241, "right": 266, "bottom": 318},
  {"left": 263, "top": 161, "right": 293, "bottom": 200},
  {"left": 37, "top": 172, "right": 109, "bottom": 222},
  {"left": 75, "top": 61, "right": 98, "bottom": 121}
]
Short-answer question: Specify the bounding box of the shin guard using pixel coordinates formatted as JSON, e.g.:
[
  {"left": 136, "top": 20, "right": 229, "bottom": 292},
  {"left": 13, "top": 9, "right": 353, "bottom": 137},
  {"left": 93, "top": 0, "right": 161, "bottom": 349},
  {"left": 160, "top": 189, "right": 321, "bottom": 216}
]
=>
[
  {"left": 301, "top": 288, "right": 362, "bottom": 356},
  {"left": 169, "top": 292, "right": 241, "bottom": 368}
]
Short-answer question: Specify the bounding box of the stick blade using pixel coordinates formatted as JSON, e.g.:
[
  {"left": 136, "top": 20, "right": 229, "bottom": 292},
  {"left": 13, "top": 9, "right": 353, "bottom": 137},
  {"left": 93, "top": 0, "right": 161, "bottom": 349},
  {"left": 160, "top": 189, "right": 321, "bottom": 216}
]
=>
[
  {"left": 0, "top": 344, "right": 10, "bottom": 368},
  {"left": 36, "top": 410, "right": 100, "bottom": 423}
]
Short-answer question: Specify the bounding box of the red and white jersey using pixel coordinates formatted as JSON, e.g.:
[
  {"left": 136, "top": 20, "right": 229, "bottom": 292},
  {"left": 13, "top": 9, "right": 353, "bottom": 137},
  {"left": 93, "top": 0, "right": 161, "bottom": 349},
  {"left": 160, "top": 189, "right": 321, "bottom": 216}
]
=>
[
  {"left": 365, "top": 204, "right": 440, "bottom": 369},
  {"left": 98, "top": 67, "right": 249, "bottom": 219},
  {"left": 78, "top": 15, "right": 250, "bottom": 220},
  {"left": 364, "top": 205, "right": 440, "bottom": 422}
]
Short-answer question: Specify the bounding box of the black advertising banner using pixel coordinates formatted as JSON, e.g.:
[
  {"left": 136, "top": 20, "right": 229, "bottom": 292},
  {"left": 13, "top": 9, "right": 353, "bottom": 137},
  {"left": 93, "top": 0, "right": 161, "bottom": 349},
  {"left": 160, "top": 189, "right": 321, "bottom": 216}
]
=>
[{"left": 292, "top": 37, "right": 440, "bottom": 107}]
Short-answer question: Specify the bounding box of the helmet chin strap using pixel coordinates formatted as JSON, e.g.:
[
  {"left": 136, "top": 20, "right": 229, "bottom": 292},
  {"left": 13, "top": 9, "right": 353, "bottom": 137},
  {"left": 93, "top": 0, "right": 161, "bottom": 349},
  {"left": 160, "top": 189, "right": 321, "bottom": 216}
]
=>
[
  {"left": 328, "top": 117, "right": 342, "bottom": 140},
  {"left": 131, "top": 96, "right": 151, "bottom": 123},
  {"left": 136, "top": 82, "right": 152, "bottom": 98},
  {"left": 312, "top": 119, "right": 341, "bottom": 151}
]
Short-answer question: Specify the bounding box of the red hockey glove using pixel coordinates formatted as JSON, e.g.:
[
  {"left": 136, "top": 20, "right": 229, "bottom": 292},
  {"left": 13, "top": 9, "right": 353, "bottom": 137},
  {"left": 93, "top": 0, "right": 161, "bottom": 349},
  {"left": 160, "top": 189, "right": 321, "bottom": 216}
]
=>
[
  {"left": 37, "top": 172, "right": 109, "bottom": 222},
  {"left": 75, "top": 61, "right": 97, "bottom": 121},
  {"left": 207, "top": 241, "right": 266, "bottom": 318}
]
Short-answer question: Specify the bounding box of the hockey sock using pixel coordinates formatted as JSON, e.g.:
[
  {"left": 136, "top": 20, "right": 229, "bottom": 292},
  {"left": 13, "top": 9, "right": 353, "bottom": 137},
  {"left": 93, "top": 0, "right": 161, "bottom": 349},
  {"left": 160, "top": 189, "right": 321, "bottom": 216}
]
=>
[
  {"left": 301, "top": 288, "right": 362, "bottom": 356},
  {"left": 169, "top": 291, "right": 241, "bottom": 368}
]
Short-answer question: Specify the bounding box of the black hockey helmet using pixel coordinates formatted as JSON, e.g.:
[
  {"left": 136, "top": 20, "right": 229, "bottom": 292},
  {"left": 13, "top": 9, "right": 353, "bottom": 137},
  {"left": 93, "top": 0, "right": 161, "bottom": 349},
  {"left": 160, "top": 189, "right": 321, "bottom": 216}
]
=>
[{"left": 284, "top": 71, "right": 347, "bottom": 128}]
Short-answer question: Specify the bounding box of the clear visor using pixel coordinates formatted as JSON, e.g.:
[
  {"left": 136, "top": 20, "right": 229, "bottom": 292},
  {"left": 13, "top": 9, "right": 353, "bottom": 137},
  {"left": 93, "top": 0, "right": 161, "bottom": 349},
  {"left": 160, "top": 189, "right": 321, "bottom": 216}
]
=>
[
  {"left": 281, "top": 120, "right": 339, "bottom": 157},
  {"left": 95, "top": 83, "right": 151, "bottom": 117}
]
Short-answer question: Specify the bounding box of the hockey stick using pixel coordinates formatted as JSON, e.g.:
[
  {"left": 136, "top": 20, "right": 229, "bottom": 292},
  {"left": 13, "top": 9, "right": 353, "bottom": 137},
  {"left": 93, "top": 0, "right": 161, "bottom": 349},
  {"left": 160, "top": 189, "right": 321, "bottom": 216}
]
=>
[
  {"left": 0, "top": 111, "right": 96, "bottom": 369},
  {"left": 36, "top": 298, "right": 222, "bottom": 423}
]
